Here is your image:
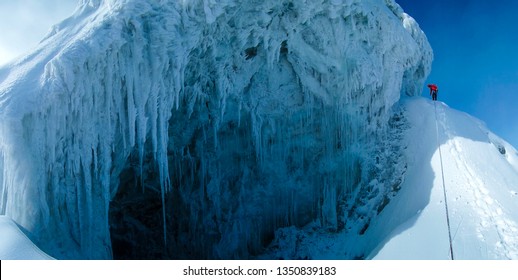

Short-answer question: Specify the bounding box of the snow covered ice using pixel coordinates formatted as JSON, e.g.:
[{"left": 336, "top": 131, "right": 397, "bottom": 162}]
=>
[
  {"left": 370, "top": 99, "right": 518, "bottom": 260},
  {"left": 0, "top": 216, "right": 54, "bottom": 260},
  {"left": 0, "top": 0, "right": 517, "bottom": 260}
]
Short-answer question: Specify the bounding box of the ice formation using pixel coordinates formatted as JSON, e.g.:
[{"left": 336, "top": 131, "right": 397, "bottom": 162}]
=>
[{"left": 0, "top": 0, "right": 432, "bottom": 259}]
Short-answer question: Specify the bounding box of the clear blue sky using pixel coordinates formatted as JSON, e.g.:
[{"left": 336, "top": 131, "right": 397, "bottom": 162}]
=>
[{"left": 397, "top": 0, "right": 518, "bottom": 148}]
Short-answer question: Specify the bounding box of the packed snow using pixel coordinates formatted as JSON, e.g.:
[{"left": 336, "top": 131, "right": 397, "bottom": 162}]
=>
[
  {"left": 2, "top": 0, "right": 517, "bottom": 260},
  {"left": 0, "top": 215, "right": 53, "bottom": 260},
  {"left": 370, "top": 98, "right": 518, "bottom": 260},
  {"left": 261, "top": 97, "right": 518, "bottom": 260}
]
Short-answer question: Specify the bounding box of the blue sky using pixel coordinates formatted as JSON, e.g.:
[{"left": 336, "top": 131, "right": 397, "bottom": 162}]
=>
[{"left": 397, "top": 0, "right": 518, "bottom": 148}]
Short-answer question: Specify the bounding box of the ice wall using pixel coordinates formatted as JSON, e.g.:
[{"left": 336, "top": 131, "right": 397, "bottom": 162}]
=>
[{"left": 0, "top": 0, "right": 432, "bottom": 259}]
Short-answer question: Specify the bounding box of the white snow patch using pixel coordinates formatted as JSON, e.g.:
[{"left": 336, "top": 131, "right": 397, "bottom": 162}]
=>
[
  {"left": 0, "top": 216, "right": 54, "bottom": 260},
  {"left": 371, "top": 98, "right": 518, "bottom": 260}
]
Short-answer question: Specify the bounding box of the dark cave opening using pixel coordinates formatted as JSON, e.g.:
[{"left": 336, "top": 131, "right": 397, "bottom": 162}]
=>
[{"left": 108, "top": 164, "right": 171, "bottom": 259}]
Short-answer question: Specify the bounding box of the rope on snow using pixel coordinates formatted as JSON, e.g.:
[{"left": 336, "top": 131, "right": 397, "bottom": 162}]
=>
[{"left": 434, "top": 101, "right": 455, "bottom": 260}]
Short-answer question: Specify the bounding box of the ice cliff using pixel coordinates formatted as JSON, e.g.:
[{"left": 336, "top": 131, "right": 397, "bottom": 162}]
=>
[{"left": 0, "top": 0, "right": 432, "bottom": 259}]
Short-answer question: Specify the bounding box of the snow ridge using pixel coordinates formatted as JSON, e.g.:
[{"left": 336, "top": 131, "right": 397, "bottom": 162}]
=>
[
  {"left": 0, "top": 0, "right": 432, "bottom": 259},
  {"left": 434, "top": 102, "right": 454, "bottom": 259},
  {"left": 371, "top": 99, "right": 518, "bottom": 260}
]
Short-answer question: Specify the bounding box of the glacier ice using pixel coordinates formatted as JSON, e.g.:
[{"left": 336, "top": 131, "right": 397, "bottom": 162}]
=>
[{"left": 0, "top": 0, "right": 432, "bottom": 259}]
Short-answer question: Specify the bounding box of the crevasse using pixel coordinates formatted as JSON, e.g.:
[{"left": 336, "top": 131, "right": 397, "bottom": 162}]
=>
[{"left": 0, "top": 0, "right": 432, "bottom": 259}]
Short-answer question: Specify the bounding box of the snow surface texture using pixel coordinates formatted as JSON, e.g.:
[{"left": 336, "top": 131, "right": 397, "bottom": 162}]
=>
[
  {"left": 0, "top": 216, "right": 54, "bottom": 260},
  {"left": 261, "top": 97, "right": 518, "bottom": 260},
  {"left": 0, "top": 0, "right": 432, "bottom": 259},
  {"left": 371, "top": 98, "right": 518, "bottom": 260}
]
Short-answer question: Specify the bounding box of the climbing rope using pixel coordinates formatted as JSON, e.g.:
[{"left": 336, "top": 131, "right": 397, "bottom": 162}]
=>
[{"left": 434, "top": 101, "right": 455, "bottom": 260}]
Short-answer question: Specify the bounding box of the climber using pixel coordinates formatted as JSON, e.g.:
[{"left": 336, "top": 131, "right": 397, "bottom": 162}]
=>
[{"left": 427, "top": 84, "right": 438, "bottom": 101}]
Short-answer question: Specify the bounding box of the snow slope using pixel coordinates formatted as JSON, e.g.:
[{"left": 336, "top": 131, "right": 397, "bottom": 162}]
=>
[
  {"left": 0, "top": 216, "right": 54, "bottom": 260},
  {"left": 0, "top": 0, "right": 432, "bottom": 259},
  {"left": 370, "top": 97, "right": 518, "bottom": 260},
  {"left": 261, "top": 97, "right": 518, "bottom": 260}
]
